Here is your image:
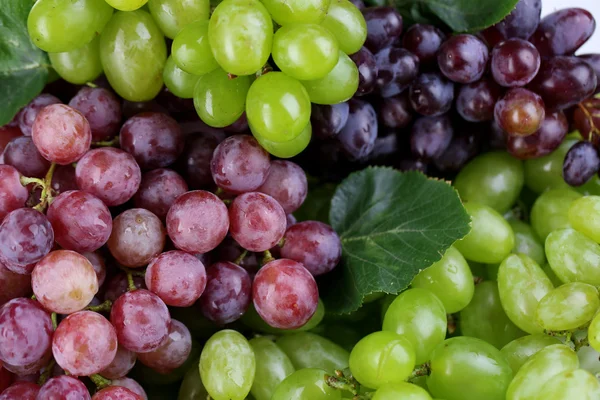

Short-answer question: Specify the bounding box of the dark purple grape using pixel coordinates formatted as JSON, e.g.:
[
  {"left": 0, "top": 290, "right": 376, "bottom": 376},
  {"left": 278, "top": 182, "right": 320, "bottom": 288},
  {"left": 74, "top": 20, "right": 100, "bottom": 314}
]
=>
[
  {"left": 365, "top": 129, "right": 399, "bottom": 166},
  {"left": 579, "top": 54, "right": 600, "bottom": 90},
  {"left": 374, "top": 47, "right": 419, "bottom": 98},
  {"left": 433, "top": 127, "right": 482, "bottom": 172},
  {"left": 482, "top": 0, "right": 541, "bottom": 41},
  {"left": 491, "top": 39, "right": 540, "bottom": 87},
  {"left": 68, "top": 87, "right": 122, "bottom": 142},
  {"left": 401, "top": 24, "right": 446, "bottom": 65},
  {"left": 563, "top": 141, "right": 600, "bottom": 186},
  {"left": 133, "top": 168, "right": 189, "bottom": 220},
  {"left": 489, "top": 121, "right": 508, "bottom": 149},
  {"left": 408, "top": 72, "right": 454, "bottom": 116},
  {"left": 363, "top": 7, "right": 403, "bottom": 53},
  {"left": 17, "top": 94, "right": 61, "bottom": 136},
  {"left": 573, "top": 96, "right": 600, "bottom": 145},
  {"left": 529, "top": 8, "right": 596, "bottom": 57},
  {"left": 528, "top": 56, "right": 597, "bottom": 111},
  {"left": 494, "top": 88, "right": 545, "bottom": 136},
  {"left": 349, "top": 47, "right": 378, "bottom": 96},
  {"left": 410, "top": 115, "right": 453, "bottom": 160},
  {"left": 397, "top": 157, "right": 429, "bottom": 173},
  {"left": 3, "top": 136, "right": 50, "bottom": 178},
  {"left": 456, "top": 78, "right": 502, "bottom": 122},
  {"left": 311, "top": 103, "right": 350, "bottom": 139},
  {"left": 337, "top": 99, "right": 378, "bottom": 160},
  {"left": 437, "top": 34, "right": 489, "bottom": 83},
  {"left": 378, "top": 93, "right": 413, "bottom": 129},
  {"left": 507, "top": 111, "right": 569, "bottom": 159},
  {"left": 180, "top": 133, "right": 223, "bottom": 189}
]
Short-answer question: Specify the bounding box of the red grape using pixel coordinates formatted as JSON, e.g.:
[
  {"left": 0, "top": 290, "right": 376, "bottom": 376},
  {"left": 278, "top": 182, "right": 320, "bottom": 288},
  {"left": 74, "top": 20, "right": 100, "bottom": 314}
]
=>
[
  {"left": 580, "top": 54, "right": 600, "bottom": 90},
  {"left": 494, "top": 88, "right": 545, "bottom": 136},
  {"left": 37, "top": 376, "right": 91, "bottom": 400},
  {"left": 137, "top": 320, "right": 192, "bottom": 374},
  {"left": 363, "top": 7, "right": 403, "bottom": 53},
  {"left": 0, "top": 382, "right": 39, "bottom": 400},
  {"left": 49, "top": 165, "right": 78, "bottom": 195},
  {"left": 507, "top": 111, "right": 569, "bottom": 159},
  {"left": 0, "top": 262, "right": 31, "bottom": 306},
  {"left": 378, "top": 94, "right": 413, "bottom": 129},
  {"left": 483, "top": 0, "right": 541, "bottom": 41},
  {"left": 437, "top": 34, "right": 489, "bottom": 83},
  {"left": 529, "top": 8, "right": 596, "bottom": 57},
  {"left": 3, "top": 137, "right": 50, "bottom": 178},
  {"left": 103, "top": 274, "right": 146, "bottom": 303},
  {"left": 257, "top": 161, "right": 307, "bottom": 214},
  {"left": 92, "top": 386, "right": 142, "bottom": 400},
  {"left": 83, "top": 252, "right": 106, "bottom": 288},
  {"left": 0, "top": 165, "right": 28, "bottom": 221},
  {"left": 99, "top": 345, "right": 136, "bottom": 379},
  {"left": 17, "top": 94, "right": 61, "bottom": 136},
  {"left": 133, "top": 169, "right": 188, "bottom": 220},
  {"left": 110, "top": 378, "right": 147, "bottom": 400},
  {"left": 68, "top": 87, "right": 122, "bottom": 142},
  {"left": 402, "top": 24, "right": 446, "bottom": 65},
  {"left": 456, "top": 78, "right": 503, "bottom": 122},
  {"left": 409, "top": 72, "right": 454, "bottom": 117},
  {"left": 491, "top": 39, "right": 540, "bottom": 87},
  {"left": 0, "top": 126, "right": 22, "bottom": 157},
  {"left": 180, "top": 133, "right": 223, "bottom": 189}
]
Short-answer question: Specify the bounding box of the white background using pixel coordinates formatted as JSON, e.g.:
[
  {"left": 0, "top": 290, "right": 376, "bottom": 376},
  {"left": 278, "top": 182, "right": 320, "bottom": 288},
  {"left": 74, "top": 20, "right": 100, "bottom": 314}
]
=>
[{"left": 541, "top": 0, "right": 600, "bottom": 54}]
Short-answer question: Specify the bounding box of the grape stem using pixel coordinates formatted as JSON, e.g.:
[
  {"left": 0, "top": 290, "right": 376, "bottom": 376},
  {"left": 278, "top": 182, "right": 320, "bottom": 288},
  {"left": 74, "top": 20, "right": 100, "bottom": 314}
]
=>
[
  {"left": 574, "top": 335, "right": 589, "bottom": 352},
  {"left": 51, "top": 313, "right": 57, "bottom": 330},
  {"left": 408, "top": 362, "right": 432, "bottom": 381},
  {"left": 447, "top": 314, "right": 457, "bottom": 335},
  {"left": 90, "top": 374, "right": 112, "bottom": 390},
  {"left": 85, "top": 300, "right": 113, "bottom": 313},
  {"left": 20, "top": 162, "right": 57, "bottom": 212},
  {"left": 234, "top": 250, "right": 248, "bottom": 265},
  {"left": 86, "top": 82, "right": 98, "bottom": 88},
  {"left": 325, "top": 369, "right": 359, "bottom": 396},
  {"left": 261, "top": 250, "right": 275, "bottom": 265},
  {"left": 92, "top": 135, "right": 120, "bottom": 148},
  {"left": 277, "top": 237, "right": 285, "bottom": 247},
  {"left": 37, "top": 358, "right": 56, "bottom": 386}
]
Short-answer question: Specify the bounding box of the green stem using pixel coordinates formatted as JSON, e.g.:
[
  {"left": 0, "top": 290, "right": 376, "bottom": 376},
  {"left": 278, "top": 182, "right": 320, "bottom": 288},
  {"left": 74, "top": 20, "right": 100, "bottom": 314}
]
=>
[
  {"left": 51, "top": 313, "right": 57, "bottom": 330},
  {"left": 325, "top": 370, "right": 359, "bottom": 396},
  {"left": 31, "top": 294, "right": 37, "bottom": 300},
  {"left": 20, "top": 176, "right": 45, "bottom": 188},
  {"left": 278, "top": 237, "right": 285, "bottom": 247},
  {"left": 90, "top": 374, "right": 112, "bottom": 390},
  {"left": 447, "top": 314, "right": 457, "bottom": 335},
  {"left": 234, "top": 250, "right": 248, "bottom": 265},
  {"left": 574, "top": 335, "right": 589, "bottom": 352},
  {"left": 85, "top": 300, "right": 113, "bottom": 313},
  {"left": 32, "top": 162, "right": 57, "bottom": 212},
  {"left": 261, "top": 250, "right": 275, "bottom": 265},
  {"left": 126, "top": 272, "right": 137, "bottom": 292},
  {"left": 92, "top": 136, "right": 120, "bottom": 147},
  {"left": 86, "top": 82, "right": 98, "bottom": 88},
  {"left": 117, "top": 264, "right": 146, "bottom": 277},
  {"left": 37, "top": 358, "right": 56, "bottom": 386}
]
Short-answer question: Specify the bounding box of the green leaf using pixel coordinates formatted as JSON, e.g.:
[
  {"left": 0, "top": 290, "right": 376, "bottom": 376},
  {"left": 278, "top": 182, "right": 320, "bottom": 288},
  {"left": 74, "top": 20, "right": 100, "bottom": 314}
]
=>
[
  {"left": 0, "top": 0, "right": 50, "bottom": 126},
  {"left": 322, "top": 167, "right": 470, "bottom": 314},
  {"left": 388, "top": 0, "right": 519, "bottom": 32}
]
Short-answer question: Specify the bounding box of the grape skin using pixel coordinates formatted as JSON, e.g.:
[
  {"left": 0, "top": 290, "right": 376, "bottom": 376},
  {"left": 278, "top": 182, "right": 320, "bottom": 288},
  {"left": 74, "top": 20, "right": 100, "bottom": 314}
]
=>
[
  {"left": 0, "top": 165, "right": 28, "bottom": 221},
  {"left": 437, "top": 34, "right": 489, "bottom": 84},
  {"left": 362, "top": 7, "right": 403, "bottom": 53},
  {"left": 133, "top": 169, "right": 188, "bottom": 220},
  {"left": 68, "top": 87, "right": 122, "bottom": 142},
  {"left": 490, "top": 38, "right": 540, "bottom": 87},
  {"left": 17, "top": 94, "right": 61, "bottom": 137},
  {"left": 99, "top": 345, "right": 137, "bottom": 379},
  {"left": 257, "top": 161, "right": 307, "bottom": 214},
  {"left": 92, "top": 386, "right": 142, "bottom": 400},
  {"left": 0, "top": 381, "right": 40, "bottom": 400},
  {"left": 529, "top": 8, "right": 596, "bottom": 57},
  {"left": 37, "top": 376, "right": 91, "bottom": 400},
  {"left": 402, "top": 24, "right": 446, "bottom": 65},
  {"left": 456, "top": 78, "right": 502, "bottom": 122},
  {"left": 110, "top": 377, "right": 147, "bottom": 400},
  {"left": 180, "top": 133, "right": 222, "bottom": 189},
  {"left": 3, "top": 136, "right": 50, "bottom": 178},
  {"left": 103, "top": 273, "right": 146, "bottom": 303},
  {"left": 137, "top": 320, "right": 192, "bottom": 374},
  {"left": 0, "top": 262, "right": 31, "bottom": 307},
  {"left": 494, "top": 88, "right": 545, "bottom": 137}
]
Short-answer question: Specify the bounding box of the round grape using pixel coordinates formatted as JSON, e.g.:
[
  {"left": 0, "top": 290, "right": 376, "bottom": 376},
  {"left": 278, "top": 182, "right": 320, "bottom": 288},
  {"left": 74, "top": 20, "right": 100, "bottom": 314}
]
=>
[
  {"left": 133, "top": 169, "right": 188, "bottom": 220},
  {"left": 37, "top": 376, "right": 91, "bottom": 400},
  {"left": 337, "top": 99, "right": 378, "bottom": 160},
  {"left": 491, "top": 39, "right": 540, "bottom": 87},
  {"left": 110, "top": 377, "right": 147, "bottom": 400},
  {"left": 411, "top": 115, "right": 453, "bottom": 160},
  {"left": 529, "top": 8, "right": 596, "bottom": 57},
  {"left": 350, "top": 47, "right": 378, "bottom": 96},
  {"left": 271, "top": 368, "right": 341, "bottom": 400},
  {"left": 409, "top": 72, "right": 454, "bottom": 117},
  {"left": 485, "top": 0, "right": 541, "bottom": 40},
  {"left": 68, "top": 87, "right": 122, "bottom": 142},
  {"left": 300, "top": 51, "right": 359, "bottom": 105},
  {"left": 99, "top": 345, "right": 137, "bottom": 379},
  {"left": 0, "top": 262, "right": 31, "bottom": 306},
  {"left": 0, "top": 165, "right": 28, "bottom": 221},
  {"left": 257, "top": 161, "right": 307, "bottom": 214},
  {"left": 311, "top": 103, "right": 350, "bottom": 139},
  {"left": 402, "top": 24, "right": 446, "bottom": 65},
  {"left": 456, "top": 78, "right": 502, "bottom": 122},
  {"left": 374, "top": 47, "right": 420, "bottom": 98},
  {"left": 171, "top": 20, "right": 218, "bottom": 76},
  {"left": 438, "top": 34, "right": 489, "bottom": 84},
  {"left": 92, "top": 386, "right": 141, "bottom": 400},
  {"left": 0, "top": 381, "right": 40, "bottom": 400},
  {"left": 321, "top": 0, "right": 366, "bottom": 55},
  {"left": 562, "top": 141, "right": 600, "bottom": 187},
  {"left": 261, "top": 0, "right": 328, "bottom": 25},
  {"left": 137, "top": 320, "right": 191, "bottom": 374},
  {"left": 2, "top": 137, "right": 50, "bottom": 178},
  {"left": 363, "top": 7, "right": 403, "bottom": 53},
  {"left": 17, "top": 94, "right": 61, "bottom": 137},
  {"left": 494, "top": 88, "right": 545, "bottom": 137},
  {"left": 379, "top": 93, "right": 413, "bottom": 129}
]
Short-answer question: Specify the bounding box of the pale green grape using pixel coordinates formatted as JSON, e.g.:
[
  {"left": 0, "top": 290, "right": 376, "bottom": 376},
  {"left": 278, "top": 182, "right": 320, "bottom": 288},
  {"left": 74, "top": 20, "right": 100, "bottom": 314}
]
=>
[
  {"left": 382, "top": 288, "right": 447, "bottom": 364},
  {"left": 247, "top": 72, "right": 311, "bottom": 142},
  {"left": 577, "top": 345, "right": 600, "bottom": 375},
  {"left": 178, "top": 361, "right": 209, "bottom": 400},
  {"left": 261, "top": 0, "right": 330, "bottom": 25},
  {"left": 372, "top": 382, "right": 432, "bottom": 400},
  {"left": 459, "top": 281, "right": 525, "bottom": 349},
  {"left": 536, "top": 282, "right": 600, "bottom": 331},
  {"left": 199, "top": 330, "right": 255, "bottom": 400},
  {"left": 254, "top": 122, "right": 312, "bottom": 158},
  {"left": 568, "top": 195, "right": 600, "bottom": 243},
  {"left": 300, "top": 51, "right": 359, "bottom": 105},
  {"left": 427, "top": 337, "right": 513, "bottom": 400},
  {"left": 193, "top": 68, "right": 251, "bottom": 127},
  {"left": 497, "top": 254, "right": 554, "bottom": 334},
  {"left": 99, "top": 10, "right": 167, "bottom": 102},
  {"left": 454, "top": 152, "right": 524, "bottom": 213},
  {"left": 148, "top": 0, "right": 210, "bottom": 39},
  {"left": 28, "top": 0, "right": 113, "bottom": 53},
  {"left": 276, "top": 332, "right": 349, "bottom": 374},
  {"left": 171, "top": 20, "right": 219, "bottom": 76},
  {"left": 209, "top": 0, "right": 273, "bottom": 76},
  {"left": 271, "top": 368, "right": 341, "bottom": 400},
  {"left": 524, "top": 139, "right": 577, "bottom": 194},
  {"left": 321, "top": 0, "right": 367, "bottom": 55},
  {"left": 48, "top": 37, "right": 102, "bottom": 84},
  {"left": 500, "top": 334, "right": 562, "bottom": 374},
  {"left": 411, "top": 246, "right": 474, "bottom": 314},
  {"left": 577, "top": 175, "right": 600, "bottom": 196},
  {"left": 534, "top": 369, "right": 600, "bottom": 400},
  {"left": 530, "top": 188, "right": 582, "bottom": 241},
  {"left": 589, "top": 312, "right": 600, "bottom": 352},
  {"left": 349, "top": 331, "right": 416, "bottom": 389},
  {"left": 163, "top": 56, "right": 200, "bottom": 99},
  {"left": 249, "top": 337, "right": 295, "bottom": 400},
  {"left": 454, "top": 202, "right": 515, "bottom": 264},
  {"left": 241, "top": 300, "right": 325, "bottom": 335},
  {"left": 105, "top": 0, "right": 148, "bottom": 10},
  {"left": 507, "top": 218, "right": 546, "bottom": 266},
  {"left": 545, "top": 228, "right": 600, "bottom": 286}
]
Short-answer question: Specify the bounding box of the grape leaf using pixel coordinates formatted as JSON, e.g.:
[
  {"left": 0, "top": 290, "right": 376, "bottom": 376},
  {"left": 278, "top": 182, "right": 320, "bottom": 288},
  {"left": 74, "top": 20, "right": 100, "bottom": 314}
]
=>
[
  {"left": 388, "top": 0, "right": 519, "bottom": 32},
  {"left": 322, "top": 167, "right": 470, "bottom": 314},
  {"left": 0, "top": 0, "right": 50, "bottom": 126}
]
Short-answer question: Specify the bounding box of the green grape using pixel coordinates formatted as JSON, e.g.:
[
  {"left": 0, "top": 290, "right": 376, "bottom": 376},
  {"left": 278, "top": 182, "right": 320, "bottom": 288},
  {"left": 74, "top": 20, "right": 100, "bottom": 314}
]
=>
[
  {"left": 271, "top": 368, "right": 341, "bottom": 400},
  {"left": 577, "top": 345, "right": 600, "bottom": 374},
  {"left": 349, "top": 331, "right": 416, "bottom": 389},
  {"left": 261, "top": 0, "right": 330, "bottom": 25},
  {"left": 459, "top": 281, "right": 525, "bottom": 349},
  {"left": 321, "top": 0, "right": 367, "bottom": 55},
  {"left": 105, "top": 0, "right": 148, "bottom": 10},
  {"left": 530, "top": 188, "right": 582, "bottom": 241},
  {"left": 568, "top": 195, "right": 600, "bottom": 243},
  {"left": 272, "top": 24, "right": 339, "bottom": 80},
  {"left": 241, "top": 300, "right": 324, "bottom": 335},
  {"left": 380, "top": 294, "right": 396, "bottom": 320},
  {"left": 193, "top": 68, "right": 251, "bottom": 127},
  {"left": 148, "top": 0, "right": 210, "bottom": 39},
  {"left": 171, "top": 20, "right": 219, "bottom": 76},
  {"left": 382, "top": 288, "right": 447, "bottom": 364},
  {"left": 577, "top": 175, "right": 600, "bottom": 196},
  {"left": 524, "top": 139, "right": 577, "bottom": 194},
  {"left": 541, "top": 263, "right": 563, "bottom": 287},
  {"left": 254, "top": 122, "right": 312, "bottom": 158},
  {"left": 497, "top": 254, "right": 554, "bottom": 334},
  {"left": 454, "top": 202, "right": 515, "bottom": 264},
  {"left": 500, "top": 335, "right": 562, "bottom": 374},
  {"left": 99, "top": 10, "right": 167, "bottom": 102},
  {"left": 590, "top": 313, "right": 600, "bottom": 352},
  {"left": 163, "top": 56, "right": 200, "bottom": 99},
  {"left": 300, "top": 51, "right": 359, "bottom": 105},
  {"left": 209, "top": 0, "right": 273, "bottom": 76},
  {"left": 247, "top": 72, "right": 311, "bottom": 142},
  {"left": 454, "top": 152, "right": 524, "bottom": 213},
  {"left": 178, "top": 361, "right": 209, "bottom": 400},
  {"left": 249, "top": 337, "right": 295, "bottom": 400},
  {"left": 536, "top": 282, "right": 600, "bottom": 331},
  {"left": 276, "top": 332, "right": 350, "bottom": 373},
  {"left": 411, "top": 246, "right": 474, "bottom": 314},
  {"left": 506, "top": 344, "right": 579, "bottom": 400},
  {"left": 27, "top": 0, "right": 113, "bottom": 53},
  {"left": 48, "top": 37, "right": 102, "bottom": 84},
  {"left": 545, "top": 228, "right": 600, "bottom": 286},
  {"left": 372, "top": 382, "right": 432, "bottom": 400},
  {"left": 199, "top": 330, "right": 256, "bottom": 400},
  {"left": 534, "top": 369, "right": 600, "bottom": 400},
  {"left": 507, "top": 218, "right": 546, "bottom": 266},
  {"left": 427, "top": 337, "right": 513, "bottom": 400}
]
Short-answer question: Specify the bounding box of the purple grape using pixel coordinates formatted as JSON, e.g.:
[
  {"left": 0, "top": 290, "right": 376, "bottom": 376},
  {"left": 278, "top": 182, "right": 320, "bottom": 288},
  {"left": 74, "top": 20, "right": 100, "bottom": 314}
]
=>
[
  {"left": 494, "top": 88, "right": 545, "bottom": 137},
  {"left": 180, "top": 133, "right": 223, "bottom": 189},
  {"left": 491, "top": 39, "right": 541, "bottom": 87},
  {"left": 529, "top": 8, "right": 596, "bottom": 57},
  {"left": 507, "top": 111, "right": 569, "bottom": 159},
  {"left": 37, "top": 376, "right": 90, "bottom": 400},
  {"left": 433, "top": 127, "right": 482, "bottom": 172},
  {"left": 17, "top": 94, "right": 61, "bottom": 136},
  {"left": 3, "top": 136, "right": 50, "bottom": 178},
  {"left": 311, "top": 103, "right": 350, "bottom": 139},
  {"left": 410, "top": 115, "right": 453, "bottom": 160},
  {"left": 99, "top": 345, "right": 137, "bottom": 379},
  {"left": 257, "top": 160, "right": 308, "bottom": 214},
  {"left": 68, "top": 87, "right": 122, "bottom": 142},
  {"left": 363, "top": 7, "right": 403, "bottom": 53},
  {"left": 397, "top": 157, "right": 429, "bottom": 174},
  {"left": 456, "top": 78, "right": 502, "bottom": 122},
  {"left": 133, "top": 169, "right": 189, "bottom": 220},
  {"left": 579, "top": 54, "right": 600, "bottom": 91},
  {"left": 378, "top": 93, "right": 413, "bottom": 129},
  {"left": 137, "top": 319, "right": 191, "bottom": 374},
  {"left": 563, "top": 141, "right": 600, "bottom": 186},
  {"left": 409, "top": 72, "right": 454, "bottom": 116},
  {"left": 375, "top": 47, "right": 419, "bottom": 98},
  {"left": 402, "top": 24, "right": 446, "bottom": 65},
  {"left": 482, "top": 0, "right": 541, "bottom": 41},
  {"left": 0, "top": 165, "right": 28, "bottom": 221},
  {"left": 366, "top": 129, "right": 400, "bottom": 166},
  {"left": 337, "top": 99, "right": 378, "bottom": 160},
  {"left": 50, "top": 165, "right": 78, "bottom": 195},
  {"left": 438, "top": 34, "right": 489, "bottom": 84},
  {"left": 350, "top": 47, "right": 378, "bottom": 96}
]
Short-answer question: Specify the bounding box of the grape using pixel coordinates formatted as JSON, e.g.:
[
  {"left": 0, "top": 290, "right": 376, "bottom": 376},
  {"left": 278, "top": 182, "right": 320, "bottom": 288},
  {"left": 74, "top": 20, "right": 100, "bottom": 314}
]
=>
[
  {"left": 100, "top": 345, "right": 137, "bottom": 379},
  {"left": 530, "top": 188, "right": 582, "bottom": 241},
  {"left": 68, "top": 87, "right": 122, "bottom": 142},
  {"left": 120, "top": 112, "right": 184, "bottom": 170},
  {"left": 137, "top": 320, "right": 191, "bottom": 374},
  {"left": 108, "top": 209, "right": 166, "bottom": 268},
  {"left": 410, "top": 115, "right": 453, "bottom": 160},
  {"left": 248, "top": 337, "right": 295, "bottom": 400},
  {"left": 47, "top": 165, "right": 76, "bottom": 197},
  {"left": 148, "top": 0, "right": 209, "bottom": 39},
  {"left": 145, "top": 251, "right": 207, "bottom": 307},
  {"left": 180, "top": 133, "right": 222, "bottom": 189},
  {"left": 536, "top": 368, "right": 600, "bottom": 400},
  {"left": 17, "top": 94, "right": 61, "bottom": 137},
  {"left": 105, "top": 0, "right": 147, "bottom": 11},
  {"left": 320, "top": 0, "right": 366, "bottom": 56},
  {"left": 496, "top": 88, "right": 545, "bottom": 137},
  {"left": 362, "top": 7, "right": 403, "bottom": 53},
  {"left": 0, "top": 126, "right": 22, "bottom": 157},
  {"left": 261, "top": 0, "right": 328, "bottom": 25},
  {"left": 276, "top": 332, "right": 349, "bottom": 373},
  {"left": 133, "top": 169, "right": 188, "bottom": 220},
  {"left": 456, "top": 78, "right": 502, "bottom": 122},
  {"left": 563, "top": 141, "right": 600, "bottom": 187},
  {"left": 524, "top": 139, "right": 578, "bottom": 193},
  {"left": 208, "top": 0, "right": 273, "bottom": 76},
  {"left": 166, "top": 191, "right": 229, "bottom": 253},
  {"left": 408, "top": 72, "right": 454, "bottom": 117},
  {"left": 2, "top": 137, "right": 50, "bottom": 178},
  {"left": 433, "top": 127, "right": 482, "bottom": 172},
  {"left": 580, "top": 54, "right": 600, "bottom": 88},
  {"left": 257, "top": 161, "right": 307, "bottom": 214},
  {"left": 110, "top": 378, "right": 147, "bottom": 400},
  {"left": 229, "top": 192, "right": 286, "bottom": 252},
  {"left": 311, "top": 103, "right": 350, "bottom": 139},
  {"left": 546, "top": 227, "right": 600, "bottom": 286},
  {"left": 484, "top": 0, "right": 541, "bottom": 40},
  {"left": 37, "top": 376, "right": 91, "bottom": 400},
  {"left": 27, "top": 0, "right": 113, "bottom": 53},
  {"left": 48, "top": 37, "right": 102, "bottom": 85},
  {"left": 100, "top": 10, "right": 167, "bottom": 102},
  {"left": 374, "top": 48, "right": 419, "bottom": 98},
  {"left": 373, "top": 382, "right": 431, "bottom": 400},
  {"left": 438, "top": 34, "right": 488, "bottom": 84},
  {"left": 490, "top": 39, "right": 540, "bottom": 87},
  {"left": 163, "top": 57, "right": 200, "bottom": 100},
  {"left": 529, "top": 8, "right": 596, "bottom": 57},
  {"left": 378, "top": 94, "right": 413, "bottom": 129},
  {"left": 178, "top": 362, "right": 210, "bottom": 400},
  {"left": 536, "top": 282, "right": 599, "bottom": 331},
  {"left": 0, "top": 166, "right": 27, "bottom": 221},
  {"left": 271, "top": 368, "right": 340, "bottom": 400},
  {"left": 300, "top": 51, "right": 359, "bottom": 105},
  {"left": 199, "top": 330, "right": 255, "bottom": 400},
  {"left": 427, "top": 337, "right": 513, "bottom": 400},
  {"left": 255, "top": 123, "right": 313, "bottom": 159},
  {"left": 507, "top": 111, "right": 568, "bottom": 160},
  {"left": 32, "top": 250, "right": 98, "bottom": 314},
  {"left": 501, "top": 334, "right": 561, "bottom": 374},
  {"left": 0, "top": 208, "right": 54, "bottom": 275},
  {"left": 528, "top": 56, "right": 597, "bottom": 111},
  {"left": 506, "top": 219, "right": 545, "bottom": 267},
  {"left": 337, "top": 99, "right": 377, "bottom": 160},
  {"left": 350, "top": 47, "right": 378, "bottom": 96},
  {"left": 171, "top": 20, "right": 218, "bottom": 76},
  {"left": 569, "top": 196, "right": 600, "bottom": 243},
  {"left": 0, "top": 382, "right": 39, "bottom": 400},
  {"left": 75, "top": 148, "right": 142, "bottom": 206},
  {"left": 103, "top": 273, "right": 146, "bottom": 303},
  {"left": 92, "top": 386, "right": 141, "bottom": 400},
  {"left": 402, "top": 24, "right": 446, "bottom": 65},
  {"left": 0, "top": 262, "right": 31, "bottom": 306}
]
